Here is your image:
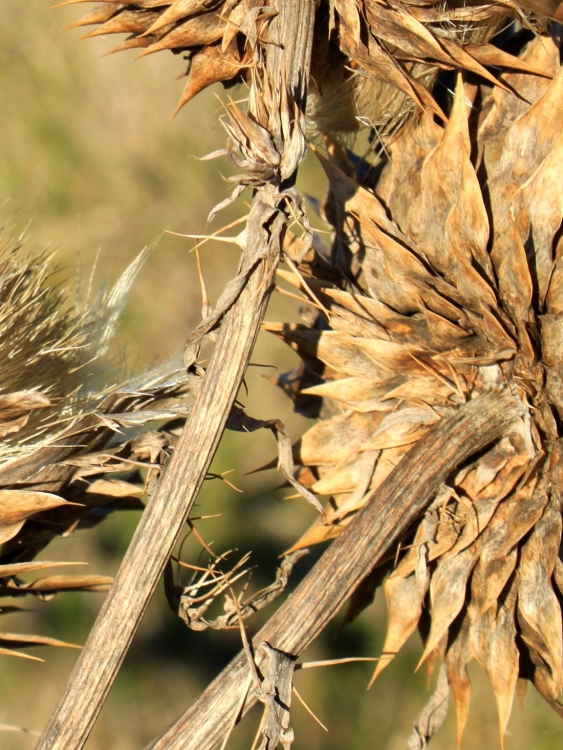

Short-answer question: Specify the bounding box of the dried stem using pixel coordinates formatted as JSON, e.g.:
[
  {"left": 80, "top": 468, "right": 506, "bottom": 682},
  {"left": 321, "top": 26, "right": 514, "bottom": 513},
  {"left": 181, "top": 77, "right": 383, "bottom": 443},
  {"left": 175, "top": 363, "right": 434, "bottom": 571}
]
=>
[
  {"left": 35, "top": 1, "right": 315, "bottom": 748},
  {"left": 144, "top": 391, "right": 523, "bottom": 750}
]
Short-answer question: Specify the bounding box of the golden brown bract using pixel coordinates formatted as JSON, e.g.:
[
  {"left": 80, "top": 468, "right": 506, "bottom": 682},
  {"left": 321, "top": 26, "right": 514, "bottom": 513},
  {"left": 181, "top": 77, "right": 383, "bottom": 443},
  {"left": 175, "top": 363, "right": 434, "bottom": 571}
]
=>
[{"left": 0, "top": 231, "right": 194, "bottom": 664}]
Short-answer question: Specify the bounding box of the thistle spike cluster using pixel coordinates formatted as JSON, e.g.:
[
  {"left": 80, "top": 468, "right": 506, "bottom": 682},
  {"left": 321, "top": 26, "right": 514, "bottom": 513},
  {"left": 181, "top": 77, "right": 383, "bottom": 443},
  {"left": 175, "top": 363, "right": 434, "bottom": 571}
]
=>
[
  {"left": 35, "top": 0, "right": 563, "bottom": 743},
  {"left": 65, "top": 0, "right": 553, "bottom": 130},
  {"left": 266, "top": 29, "right": 563, "bottom": 745}
]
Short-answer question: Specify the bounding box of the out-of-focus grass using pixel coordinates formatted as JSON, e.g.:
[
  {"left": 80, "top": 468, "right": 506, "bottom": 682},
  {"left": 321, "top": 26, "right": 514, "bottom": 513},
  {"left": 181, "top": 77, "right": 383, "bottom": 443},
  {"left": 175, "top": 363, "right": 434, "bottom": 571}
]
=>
[{"left": 1, "top": 2, "right": 563, "bottom": 749}]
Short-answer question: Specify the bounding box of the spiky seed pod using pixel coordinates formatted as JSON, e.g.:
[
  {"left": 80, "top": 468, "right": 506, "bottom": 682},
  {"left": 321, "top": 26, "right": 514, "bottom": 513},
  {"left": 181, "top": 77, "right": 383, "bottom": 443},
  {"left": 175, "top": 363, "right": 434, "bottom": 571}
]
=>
[
  {"left": 267, "top": 28, "right": 563, "bottom": 745},
  {"left": 65, "top": 0, "right": 548, "bottom": 132},
  {"left": 0, "top": 229, "right": 194, "bottom": 658}
]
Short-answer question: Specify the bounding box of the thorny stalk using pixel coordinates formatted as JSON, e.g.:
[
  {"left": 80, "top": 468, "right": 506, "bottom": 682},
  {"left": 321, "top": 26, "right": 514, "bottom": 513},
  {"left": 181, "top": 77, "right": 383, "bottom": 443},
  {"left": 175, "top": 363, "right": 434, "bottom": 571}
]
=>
[{"left": 35, "top": 1, "right": 315, "bottom": 747}]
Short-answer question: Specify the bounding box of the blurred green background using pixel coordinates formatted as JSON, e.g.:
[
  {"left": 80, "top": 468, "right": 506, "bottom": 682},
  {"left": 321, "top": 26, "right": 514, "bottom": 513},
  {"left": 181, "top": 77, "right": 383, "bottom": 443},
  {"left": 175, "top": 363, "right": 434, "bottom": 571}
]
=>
[{"left": 1, "top": 2, "right": 562, "bottom": 748}]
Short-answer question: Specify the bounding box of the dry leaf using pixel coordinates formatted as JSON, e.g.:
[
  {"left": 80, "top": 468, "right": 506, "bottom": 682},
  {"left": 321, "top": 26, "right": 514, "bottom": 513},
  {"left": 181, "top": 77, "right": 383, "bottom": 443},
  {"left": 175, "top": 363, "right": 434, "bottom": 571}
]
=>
[
  {"left": 0, "top": 633, "right": 80, "bottom": 650},
  {"left": 0, "top": 491, "right": 82, "bottom": 545}
]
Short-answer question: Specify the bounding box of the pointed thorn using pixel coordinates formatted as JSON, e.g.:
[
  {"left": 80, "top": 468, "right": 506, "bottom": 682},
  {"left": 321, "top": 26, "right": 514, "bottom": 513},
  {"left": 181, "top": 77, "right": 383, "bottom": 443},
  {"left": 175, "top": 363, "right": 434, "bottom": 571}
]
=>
[
  {"left": 171, "top": 100, "right": 185, "bottom": 120},
  {"left": 78, "top": 28, "right": 103, "bottom": 40},
  {"left": 139, "top": 18, "right": 167, "bottom": 37}
]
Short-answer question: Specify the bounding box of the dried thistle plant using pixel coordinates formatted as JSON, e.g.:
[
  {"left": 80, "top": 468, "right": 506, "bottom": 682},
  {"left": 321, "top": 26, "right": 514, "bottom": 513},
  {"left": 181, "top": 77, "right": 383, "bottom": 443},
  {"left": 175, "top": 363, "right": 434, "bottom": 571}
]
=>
[
  {"left": 0, "top": 226, "right": 196, "bottom": 668},
  {"left": 25, "top": 1, "right": 563, "bottom": 748},
  {"left": 265, "top": 27, "right": 563, "bottom": 746},
  {"left": 62, "top": 0, "right": 550, "bottom": 134}
]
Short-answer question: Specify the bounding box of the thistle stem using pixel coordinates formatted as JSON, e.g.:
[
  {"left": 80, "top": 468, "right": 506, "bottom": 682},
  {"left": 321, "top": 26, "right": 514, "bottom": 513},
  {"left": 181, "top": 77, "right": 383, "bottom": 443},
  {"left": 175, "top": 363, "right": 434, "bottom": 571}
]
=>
[{"left": 35, "top": 1, "right": 315, "bottom": 746}]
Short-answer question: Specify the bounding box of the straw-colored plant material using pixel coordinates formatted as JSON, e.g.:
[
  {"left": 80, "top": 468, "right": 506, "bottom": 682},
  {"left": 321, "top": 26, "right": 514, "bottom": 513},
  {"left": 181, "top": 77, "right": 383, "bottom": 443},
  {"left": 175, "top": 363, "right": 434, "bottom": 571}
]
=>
[
  {"left": 0, "top": 229, "right": 195, "bottom": 657},
  {"left": 265, "top": 28, "right": 563, "bottom": 746},
  {"left": 35, "top": 0, "right": 319, "bottom": 744},
  {"left": 37, "top": 0, "right": 563, "bottom": 745},
  {"left": 61, "top": 0, "right": 551, "bottom": 132}
]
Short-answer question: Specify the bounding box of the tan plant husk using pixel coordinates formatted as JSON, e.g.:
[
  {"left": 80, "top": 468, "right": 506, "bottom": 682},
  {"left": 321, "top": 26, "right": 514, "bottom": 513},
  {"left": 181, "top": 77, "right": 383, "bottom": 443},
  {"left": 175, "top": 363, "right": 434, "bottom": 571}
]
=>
[
  {"left": 262, "top": 27, "right": 563, "bottom": 745},
  {"left": 34, "top": 0, "right": 563, "bottom": 745}
]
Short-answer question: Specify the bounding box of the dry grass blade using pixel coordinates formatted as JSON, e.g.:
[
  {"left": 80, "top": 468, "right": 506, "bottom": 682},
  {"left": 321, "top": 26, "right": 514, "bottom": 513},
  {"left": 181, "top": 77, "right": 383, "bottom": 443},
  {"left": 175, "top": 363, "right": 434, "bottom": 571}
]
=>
[
  {"left": 292, "top": 685, "right": 326, "bottom": 733},
  {"left": 0, "top": 647, "right": 43, "bottom": 662},
  {"left": 0, "top": 722, "right": 40, "bottom": 736},
  {"left": 0, "top": 561, "right": 87, "bottom": 578},
  {"left": 0, "top": 633, "right": 80, "bottom": 650}
]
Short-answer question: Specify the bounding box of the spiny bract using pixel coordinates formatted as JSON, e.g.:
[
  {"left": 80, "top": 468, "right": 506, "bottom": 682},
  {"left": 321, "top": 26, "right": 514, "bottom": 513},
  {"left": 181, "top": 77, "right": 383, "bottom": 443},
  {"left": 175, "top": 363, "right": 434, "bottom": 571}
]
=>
[
  {"left": 51, "top": 0, "right": 563, "bottom": 744},
  {"left": 64, "top": 0, "right": 555, "bottom": 131}
]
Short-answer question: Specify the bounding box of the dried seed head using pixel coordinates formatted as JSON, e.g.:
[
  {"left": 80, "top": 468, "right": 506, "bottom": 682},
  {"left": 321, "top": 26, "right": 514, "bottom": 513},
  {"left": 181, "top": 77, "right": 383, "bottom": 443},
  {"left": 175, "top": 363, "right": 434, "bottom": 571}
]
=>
[
  {"left": 270, "top": 29, "right": 563, "bottom": 744},
  {"left": 0, "top": 230, "right": 193, "bottom": 653}
]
